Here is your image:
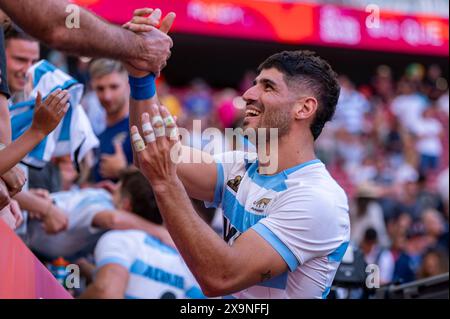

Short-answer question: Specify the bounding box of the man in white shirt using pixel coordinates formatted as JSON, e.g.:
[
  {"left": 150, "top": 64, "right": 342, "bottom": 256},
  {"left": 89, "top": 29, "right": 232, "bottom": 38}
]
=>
[{"left": 126, "top": 46, "right": 350, "bottom": 298}]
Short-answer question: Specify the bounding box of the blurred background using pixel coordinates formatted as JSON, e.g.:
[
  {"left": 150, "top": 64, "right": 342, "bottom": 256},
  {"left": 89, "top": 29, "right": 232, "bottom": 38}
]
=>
[{"left": 15, "top": 0, "right": 450, "bottom": 298}]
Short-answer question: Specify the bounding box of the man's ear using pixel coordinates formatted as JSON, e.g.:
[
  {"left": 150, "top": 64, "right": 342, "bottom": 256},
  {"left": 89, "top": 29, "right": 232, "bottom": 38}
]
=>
[{"left": 294, "top": 97, "right": 318, "bottom": 121}]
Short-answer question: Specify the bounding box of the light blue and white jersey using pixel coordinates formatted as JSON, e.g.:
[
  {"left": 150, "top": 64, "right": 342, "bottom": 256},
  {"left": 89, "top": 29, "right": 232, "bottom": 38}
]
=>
[
  {"left": 95, "top": 230, "right": 205, "bottom": 299},
  {"left": 26, "top": 188, "right": 114, "bottom": 260},
  {"left": 207, "top": 151, "right": 350, "bottom": 299}
]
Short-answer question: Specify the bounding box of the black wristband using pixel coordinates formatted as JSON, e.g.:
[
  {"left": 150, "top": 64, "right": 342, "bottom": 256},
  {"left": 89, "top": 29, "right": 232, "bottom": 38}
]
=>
[{"left": 0, "top": 26, "right": 11, "bottom": 99}]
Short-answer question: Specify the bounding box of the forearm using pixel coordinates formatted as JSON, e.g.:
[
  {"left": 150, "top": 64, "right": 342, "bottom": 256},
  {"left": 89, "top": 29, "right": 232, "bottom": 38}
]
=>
[
  {"left": 14, "top": 191, "right": 50, "bottom": 219},
  {"left": 129, "top": 95, "right": 160, "bottom": 166},
  {"left": 105, "top": 210, "right": 159, "bottom": 233},
  {"left": 0, "top": 0, "right": 144, "bottom": 61},
  {"left": 153, "top": 178, "right": 236, "bottom": 292},
  {"left": 0, "top": 95, "right": 11, "bottom": 144},
  {"left": 0, "top": 128, "right": 44, "bottom": 175}
]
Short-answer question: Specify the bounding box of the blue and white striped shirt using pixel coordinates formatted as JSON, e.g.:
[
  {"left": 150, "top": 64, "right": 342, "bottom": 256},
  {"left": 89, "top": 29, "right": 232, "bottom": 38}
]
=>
[{"left": 207, "top": 151, "right": 350, "bottom": 299}]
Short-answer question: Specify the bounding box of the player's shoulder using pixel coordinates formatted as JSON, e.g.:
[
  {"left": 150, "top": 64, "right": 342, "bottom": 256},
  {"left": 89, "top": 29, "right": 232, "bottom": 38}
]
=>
[
  {"left": 280, "top": 163, "right": 348, "bottom": 210},
  {"left": 98, "top": 229, "right": 146, "bottom": 247},
  {"left": 288, "top": 162, "right": 346, "bottom": 194}
]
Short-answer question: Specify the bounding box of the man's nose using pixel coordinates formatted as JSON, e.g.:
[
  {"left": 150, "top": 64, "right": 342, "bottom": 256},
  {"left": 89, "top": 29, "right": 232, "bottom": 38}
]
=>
[{"left": 242, "top": 85, "right": 259, "bottom": 104}]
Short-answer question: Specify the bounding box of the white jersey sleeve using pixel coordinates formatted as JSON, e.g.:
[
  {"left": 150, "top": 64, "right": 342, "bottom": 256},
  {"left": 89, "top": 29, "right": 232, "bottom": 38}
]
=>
[
  {"left": 94, "top": 230, "right": 139, "bottom": 270},
  {"left": 251, "top": 186, "right": 350, "bottom": 270}
]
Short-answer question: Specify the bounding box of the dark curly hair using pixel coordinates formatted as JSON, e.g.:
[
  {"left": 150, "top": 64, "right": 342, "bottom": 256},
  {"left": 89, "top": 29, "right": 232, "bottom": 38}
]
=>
[
  {"left": 119, "top": 169, "right": 163, "bottom": 225},
  {"left": 258, "top": 50, "right": 340, "bottom": 140}
]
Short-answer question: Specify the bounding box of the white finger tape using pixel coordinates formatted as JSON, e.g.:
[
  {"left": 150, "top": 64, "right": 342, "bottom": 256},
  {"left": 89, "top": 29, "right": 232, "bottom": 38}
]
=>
[
  {"left": 142, "top": 122, "right": 153, "bottom": 133},
  {"left": 145, "top": 132, "right": 156, "bottom": 143},
  {"left": 154, "top": 126, "right": 165, "bottom": 137},
  {"left": 132, "top": 134, "right": 146, "bottom": 152},
  {"left": 164, "top": 116, "right": 175, "bottom": 127},
  {"left": 131, "top": 133, "right": 142, "bottom": 142},
  {"left": 167, "top": 127, "right": 179, "bottom": 140},
  {"left": 133, "top": 140, "right": 146, "bottom": 152},
  {"left": 151, "top": 115, "right": 164, "bottom": 127}
]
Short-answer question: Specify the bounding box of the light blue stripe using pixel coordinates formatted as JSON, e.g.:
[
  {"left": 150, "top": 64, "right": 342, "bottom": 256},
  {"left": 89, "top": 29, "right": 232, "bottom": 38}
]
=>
[
  {"left": 322, "top": 287, "right": 331, "bottom": 299},
  {"left": 247, "top": 159, "right": 322, "bottom": 193},
  {"left": 207, "top": 162, "right": 224, "bottom": 209},
  {"left": 285, "top": 159, "right": 322, "bottom": 175},
  {"left": 252, "top": 223, "right": 299, "bottom": 272},
  {"left": 59, "top": 106, "right": 73, "bottom": 141},
  {"left": 10, "top": 109, "right": 33, "bottom": 139},
  {"left": 97, "top": 256, "right": 131, "bottom": 270},
  {"left": 257, "top": 272, "right": 288, "bottom": 289},
  {"left": 30, "top": 136, "right": 48, "bottom": 161},
  {"left": 223, "top": 295, "right": 236, "bottom": 299},
  {"left": 144, "top": 235, "right": 179, "bottom": 255},
  {"left": 33, "top": 61, "right": 56, "bottom": 87},
  {"left": 222, "top": 189, "right": 266, "bottom": 233},
  {"left": 9, "top": 98, "right": 35, "bottom": 112},
  {"left": 124, "top": 294, "right": 139, "bottom": 299},
  {"left": 328, "top": 241, "right": 349, "bottom": 263},
  {"left": 185, "top": 286, "right": 206, "bottom": 299}
]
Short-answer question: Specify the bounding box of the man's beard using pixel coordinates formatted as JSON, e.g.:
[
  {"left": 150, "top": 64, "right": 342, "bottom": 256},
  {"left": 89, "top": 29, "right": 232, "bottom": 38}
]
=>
[{"left": 243, "top": 105, "right": 292, "bottom": 148}]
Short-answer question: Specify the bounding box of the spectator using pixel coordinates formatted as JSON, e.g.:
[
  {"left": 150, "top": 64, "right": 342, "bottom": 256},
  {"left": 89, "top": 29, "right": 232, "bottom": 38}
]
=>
[
  {"left": 417, "top": 248, "right": 449, "bottom": 279},
  {"left": 334, "top": 75, "right": 370, "bottom": 135},
  {"left": 422, "top": 208, "right": 448, "bottom": 251},
  {"left": 391, "top": 79, "right": 428, "bottom": 132},
  {"left": 89, "top": 59, "right": 133, "bottom": 182},
  {"left": 4, "top": 24, "right": 39, "bottom": 103},
  {"left": 393, "top": 224, "right": 430, "bottom": 284},
  {"left": 412, "top": 107, "right": 443, "bottom": 173},
  {"left": 360, "top": 228, "right": 395, "bottom": 285},
  {"left": 350, "top": 183, "right": 390, "bottom": 247},
  {"left": 23, "top": 169, "right": 172, "bottom": 262},
  {"left": 81, "top": 170, "right": 204, "bottom": 299}
]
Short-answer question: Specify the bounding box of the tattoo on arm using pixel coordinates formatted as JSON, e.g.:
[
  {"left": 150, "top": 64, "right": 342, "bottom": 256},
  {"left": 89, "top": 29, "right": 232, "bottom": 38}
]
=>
[{"left": 261, "top": 270, "right": 272, "bottom": 282}]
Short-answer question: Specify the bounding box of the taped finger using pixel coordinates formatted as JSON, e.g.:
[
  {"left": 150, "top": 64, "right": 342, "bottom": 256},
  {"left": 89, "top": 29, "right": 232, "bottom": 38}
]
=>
[
  {"left": 152, "top": 115, "right": 165, "bottom": 137},
  {"left": 131, "top": 127, "right": 146, "bottom": 152}
]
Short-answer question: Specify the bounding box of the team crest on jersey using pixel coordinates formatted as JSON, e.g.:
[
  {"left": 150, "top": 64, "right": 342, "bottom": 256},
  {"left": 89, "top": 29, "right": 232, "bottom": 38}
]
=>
[
  {"left": 227, "top": 175, "right": 242, "bottom": 192},
  {"left": 251, "top": 198, "right": 272, "bottom": 213}
]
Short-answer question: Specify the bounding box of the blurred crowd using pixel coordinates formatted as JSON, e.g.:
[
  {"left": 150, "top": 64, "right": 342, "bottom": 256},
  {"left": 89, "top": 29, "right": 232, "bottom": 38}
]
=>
[
  {"left": 2, "top": 23, "right": 448, "bottom": 297},
  {"left": 318, "top": 63, "right": 449, "bottom": 287}
]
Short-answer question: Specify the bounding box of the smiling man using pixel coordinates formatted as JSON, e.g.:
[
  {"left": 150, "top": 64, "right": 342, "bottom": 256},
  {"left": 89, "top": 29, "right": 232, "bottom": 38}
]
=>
[
  {"left": 4, "top": 25, "right": 39, "bottom": 102},
  {"left": 126, "top": 47, "right": 350, "bottom": 299}
]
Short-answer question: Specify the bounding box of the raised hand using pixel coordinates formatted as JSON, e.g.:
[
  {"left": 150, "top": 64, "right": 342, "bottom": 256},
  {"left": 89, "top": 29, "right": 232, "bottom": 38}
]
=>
[
  {"left": 130, "top": 104, "right": 181, "bottom": 191},
  {"left": 123, "top": 8, "right": 176, "bottom": 78},
  {"left": 99, "top": 140, "right": 127, "bottom": 179},
  {"left": 30, "top": 89, "right": 70, "bottom": 137}
]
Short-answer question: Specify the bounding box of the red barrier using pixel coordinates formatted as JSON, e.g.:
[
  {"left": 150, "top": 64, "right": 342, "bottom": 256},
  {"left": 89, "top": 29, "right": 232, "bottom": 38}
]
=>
[
  {"left": 0, "top": 220, "right": 73, "bottom": 299},
  {"left": 73, "top": 0, "right": 449, "bottom": 56}
]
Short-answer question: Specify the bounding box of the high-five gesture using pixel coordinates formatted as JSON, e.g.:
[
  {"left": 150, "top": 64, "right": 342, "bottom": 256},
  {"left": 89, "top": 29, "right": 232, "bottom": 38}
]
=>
[{"left": 123, "top": 8, "right": 176, "bottom": 78}]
